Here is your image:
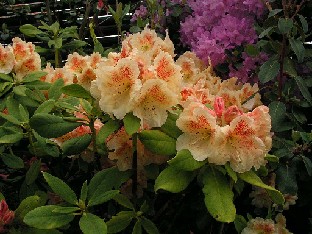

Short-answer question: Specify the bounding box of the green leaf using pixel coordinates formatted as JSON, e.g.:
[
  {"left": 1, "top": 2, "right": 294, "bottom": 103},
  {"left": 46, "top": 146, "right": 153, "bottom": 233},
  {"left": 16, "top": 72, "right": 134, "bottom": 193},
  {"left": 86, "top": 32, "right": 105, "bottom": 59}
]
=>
[
  {"left": 283, "top": 58, "right": 297, "bottom": 77},
  {"left": 123, "top": 112, "right": 141, "bottom": 135},
  {"left": 202, "top": 168, "right": 236, "bottom": 223},
  {"left": 24, "top": 205, "right": 74, "bottom": 229},
  {"left": 0, "top": 82, "right": 12, "bottom": 97},
  {"left": 138, "top": 130, "right": 176, "bottom": 156},
  {"left": 141, "top": 217, "right": 159, "bottom": 234},
  {"left": 239, "top": 171, "right": 284, "bottom": 204},
  {"left": 0, "top": 193, "right": 4, "bottom": 201},
  {"left": 80, "top": 181, "right": 88, "bottom": 203},
  {"left": 168, "top": 149, "right": 205, "bottom": 171},
  {"left": 29, "top": 113, "right": 83, "bottom": 138},
  {"left": 106, "top": 211, "right": 135, "bottom": 233},
  {"left": 96, "top": 119, "right": 119, "bottom": 152},
  {"left": 160, "top": 111, "right": 182, "bottom": 139},
  {"left": 13, "top": 85, "right": 27, "bottom": 96},
  {"left": 234, "top": 215, "right": 247, "bottom": 234},
  {"left": 26, "top": 160, "right": 41, "bottom": 185},
  {"left": 258, "top": 59, "right": 280, "bottom": 83},
  {"left": 20, "top": 24, "right": 44, "bottom": 37},
  {"left": 88, "top": 190, "right": 119, "bottom": 207},
  {"left": 62, "top": 134, "right": 92, "bottom": 155},
  {"left": 0, "top": 126, "right": 23, "bottom": 143},
  {"left": 15, "top": 195, "right": 44, "bottom": 220},
  {"left": 0, "top": 112, "right": 21, "bottom": 125},
  {"left": 48, "top": 78, "right": 64, "bottom": 100},
  {"left": 278, "top": 18, "right": 293, "bottom": 34},
  {"left": 80, "top": 213, "right": 107, "bottom": 234},
  {"left": 1, "top": 153, "right": 24, "bottom": 169},
  {"left": 245, "top": 44, "right": 260, "bottom": 57},
  {"left": 5, "top": 95, "right": 22, "bottom": 120},
  {"left": 52, "top": 206, "right": 80, "bottom": 214},
  {"left": 269, "top": 101, "right": 293, "bottom": 132},
  {"left": 61, "top": 84, "right": 92, "bottom": 99},
  {"left": 113, "top": 193, "right": 135, "bottom": 210},
  {"left": 224, "top": 163, "right": 238, "bottom": 182},
  {"left": 88, "top": 167, "right": 131, "bottom": 199},
  {"left": 294, "top": 76, "right": 312, "bottom": 104},
  {"left": 23, "top": 71, "right": 48, "bottom": 83},
  {"left": 43, "top": 172, "right": 78, "bottom": 205},
  {"left": 132, "top": 220, "right": 142, "bottom": 234},
  {"left": 276, "top": 164, "right": 298, "bottom": 194},
  {"left": 155, "top": 166, "right": 194, "bottom": 193},
  {"left": 35, "top": 99, "right": 56, "bottom": 114},
  {"left": 298, "top": 14, "right": 308, "bottom": 33},
  {"left": 259, "top": 27, "right": 273, "bottom": 39},
  {"left": 62, "top": 40, "right": 88, "bottom": 49},
  {"left": 289, "top": 38, "right": 305, "bottom": 63},
  {"left": 0, "top": 73, "right": 13, "bottom": 81},
  {"left": 264, "top": 154, "right": 279, "bottom": 163},
  {"left": 19, "top": 104, "right": 29, "bottom": 122},
  {"left": 268, "top": 9, "right": 282, "bottom": 18},
  {"left": 302, "top": 156, "right": 312, "bottom": 176}
]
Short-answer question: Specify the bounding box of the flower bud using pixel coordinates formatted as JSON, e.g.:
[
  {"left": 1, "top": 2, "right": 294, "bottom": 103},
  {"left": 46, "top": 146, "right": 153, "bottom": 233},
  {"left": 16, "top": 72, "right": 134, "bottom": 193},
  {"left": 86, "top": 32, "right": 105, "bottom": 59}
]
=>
[
  {"left": 223, "top": 105, "right": 243, "bottom": 124},
  {"left": 213, "top": 96, "right": 225, "bottom": 117}
]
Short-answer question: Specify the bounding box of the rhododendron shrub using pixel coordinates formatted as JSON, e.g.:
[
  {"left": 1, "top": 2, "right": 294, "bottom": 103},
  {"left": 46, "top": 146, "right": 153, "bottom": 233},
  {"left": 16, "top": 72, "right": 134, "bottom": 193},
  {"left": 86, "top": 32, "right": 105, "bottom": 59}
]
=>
[{"left": 1, "top": 3, "right": 310, "bottom": 230}]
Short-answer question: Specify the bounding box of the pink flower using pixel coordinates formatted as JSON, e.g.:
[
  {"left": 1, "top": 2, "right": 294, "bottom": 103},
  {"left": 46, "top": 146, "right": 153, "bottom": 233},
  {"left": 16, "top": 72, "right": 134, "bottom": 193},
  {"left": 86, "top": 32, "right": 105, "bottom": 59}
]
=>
[
  {"left": 97, "top": 0, "right": 104, "bottom": 10},
  {"left": 0, "top": 200, "right": 14, "bottom": 233},
  {"left": 213, "top": 96, "right": 225, "bottom": 118}
]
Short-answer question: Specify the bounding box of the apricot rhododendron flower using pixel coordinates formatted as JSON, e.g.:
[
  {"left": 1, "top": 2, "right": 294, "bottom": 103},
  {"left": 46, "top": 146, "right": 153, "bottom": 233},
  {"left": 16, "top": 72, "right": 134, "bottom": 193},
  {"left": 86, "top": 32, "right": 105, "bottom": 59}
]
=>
[
  {"left": 95, "top": 58, "right": 141, "bottom": 119},
  {"left": 133, "top": 79, "right": 179, "bottom": 127}
]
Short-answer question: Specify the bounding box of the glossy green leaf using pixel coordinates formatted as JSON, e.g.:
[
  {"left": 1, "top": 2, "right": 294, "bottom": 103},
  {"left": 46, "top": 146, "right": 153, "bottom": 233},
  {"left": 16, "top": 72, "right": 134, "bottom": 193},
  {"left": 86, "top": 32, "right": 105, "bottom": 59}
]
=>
[
  {"left": 155, "top": 166, "right": 194, "bottom": 193},
  {"left": 48, "top": 78, "right": 64, "bottom": 100},
  {"left": 23, "top": 71, "right": 48, "bottom": 83},
  {"left": 52, "top": 206, "right": 80, "bottom": 214},
  {"left": 239, "top": 170, "right": 284, "bottom": 204},
  {"left": 88, "top": 190, "right": 119, "bottom": 207},
  {"left": 15, "top": 195, "right": 45, "bottom": 221},
  {"left": 79, "top": 213, "right": 107, "bottom": 234},
  {"left": 302, "top": 156, "right": 312, "bottom": 176},
  {"left": 160, "top": 111, "right": 182, "bottom": 139},
  {"left": 276, "top": 164, "right": 298, "bottom": 195},
  {"left": 258, "top": 59, "right": 280, "bottom": 83},
  {"left": 294, "top": 76, "right": 312, "bottom": 104},
  {"left": 202, "top": 168, "right": 236, "bottom": 223},
  {"left": 80, "top": 181, "right": 88, "bottom": 203},
  {"left": 123, "top": 112, "right": 141, "bottom": 135},
  {"left": 0, "top": 73, "right": 13, "bottom": 81},
  {"left": 234, "top": 215, "right": 247, "bottom": 234},
  {"left": 268, "top": 9, "right": 282, "bottom": 18},
  {"left": 61, "top": 84, "right": 92, "bottom": 99},
  {"left": 269, "top": 101, "right": 293, "bottom": 132},
  {"left": 1, "top": 153, "right": 24, "bottom": 169},
  {"left": 35, "top": 99, "right": 56, "bottom": 114},
  {"left": 20, "top": 24, "right": 44, "bottom": 37},
  {"left": 106, "top": 211, "right": 135, "bottom": 233},
  {"left": 13, "top": 85, "right": 27, "bottom": 96},
  {"left": 278, "top": 18, "right": 293, "bottom": 34},
  {"left": 26, "top": 160, "right": 41, "bottom": 185},
  {"left": 289, "top": 38, "right": 305, "bottom": 63},
  {"left": 0, "top": 112, "right": 21, "bottom": 125},
  {"left": 141, "top": 217, "right": 159, "bottom": 234},
  {"left": 0, "top": 126, "right": 23, "bottom": 143},
  {"left": 138, "top": 130, "right": 176, "bottom": 156},
  {"left": 43, "top": 172, "right": 78, "bottom": 205},
  {"left": 259, "top": 27, "right": 273, "bottom": 39},
  {"left": 61, "top": 134, "right": 92, "bottom": 155},
  {"left": 29, "top": 113, "right": 83, "bottom": 138},
  {"left": 298, "top": 14, "right": 308, "bottom": 33},
  {"left": 224, "top": 163, "right": 237, "bottom": 182},
  {"left": 24, "top": 205, "right": 74, "bottom": 229},
  {"left": 168, "top": 149, "right": 205, "bottom": 171},
  {"left": 19, "top": 104, "right": 29, "bottom": 122},
  {"left": 113, "top": 193, "right": 135, "bottom": 210},
  {"left": 132, "top": 220, "right": 142, "bottom": 234}
]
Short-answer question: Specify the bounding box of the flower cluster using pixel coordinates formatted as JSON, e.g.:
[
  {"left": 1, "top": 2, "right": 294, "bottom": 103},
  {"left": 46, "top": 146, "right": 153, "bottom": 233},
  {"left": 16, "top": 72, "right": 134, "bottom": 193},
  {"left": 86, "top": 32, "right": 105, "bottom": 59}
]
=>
[
  {"left": 179, "top": 0, "right": 266, "bottom": 82},
  {"left": 241, "top": 214, "right": 292, "bottom": 234},
  {"left": 90, "top": 27, "right": 182, "bottom": 128},
  {"left": 0, "top": 38, "right": 41, "bottom": 81},
  {"left": 176, "top": 52, "right": 272, "bottom": 173},
  {"left": 0, "top": 200, "right": 14, "bottom": 233}
]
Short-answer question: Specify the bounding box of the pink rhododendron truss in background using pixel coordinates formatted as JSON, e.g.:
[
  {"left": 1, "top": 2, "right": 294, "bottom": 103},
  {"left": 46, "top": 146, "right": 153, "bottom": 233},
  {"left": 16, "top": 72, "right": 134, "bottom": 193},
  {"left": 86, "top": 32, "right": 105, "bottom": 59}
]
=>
[{"left": 180, "top": 0, "right": 267, "bottom": 82}]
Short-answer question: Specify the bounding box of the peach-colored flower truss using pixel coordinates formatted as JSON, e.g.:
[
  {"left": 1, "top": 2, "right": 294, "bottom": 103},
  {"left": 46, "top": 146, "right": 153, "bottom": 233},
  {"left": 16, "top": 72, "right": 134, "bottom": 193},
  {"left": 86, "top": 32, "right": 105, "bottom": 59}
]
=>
[
  {"left": 65, "top": 52, "right": 87, "bottom": 74},
  {"left": 176, "top": 95, "right": 272, "bottom": 172},
  {"left": 42, "top": 63, "right": 75, "bottom": 85},
  {"left": 14, "top": 52, "right": 41, "bottom": 82},
  {"left": 0, "top": 44, "right": 14, "bottom": 74},
  {"left": 95, "top": 58, "right": 141, "bottom": 119},
  {"left": 11, "top": 37, "right": 35, "bottom": 62}
]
